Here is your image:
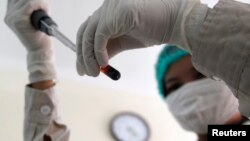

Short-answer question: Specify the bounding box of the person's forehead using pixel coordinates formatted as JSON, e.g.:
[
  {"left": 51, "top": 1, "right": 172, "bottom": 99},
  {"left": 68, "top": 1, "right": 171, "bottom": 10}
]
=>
[{"left": 165, "top": 55, "right": 192, "bottom": 79}]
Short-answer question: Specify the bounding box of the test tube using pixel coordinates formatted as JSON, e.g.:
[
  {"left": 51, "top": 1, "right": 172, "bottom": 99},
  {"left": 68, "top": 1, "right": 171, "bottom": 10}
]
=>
[
  {"left": 31, "top": 10, "right": 121, "bottom": 80},
  {"left": 100, "top": 65, "right": 121, "bottom": 81}
]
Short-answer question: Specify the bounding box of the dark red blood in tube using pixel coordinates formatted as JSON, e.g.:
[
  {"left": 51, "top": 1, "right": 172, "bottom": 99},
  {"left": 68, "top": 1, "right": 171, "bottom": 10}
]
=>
[{"left": 101, "top": 65, "right": 121, "bottom": 81}]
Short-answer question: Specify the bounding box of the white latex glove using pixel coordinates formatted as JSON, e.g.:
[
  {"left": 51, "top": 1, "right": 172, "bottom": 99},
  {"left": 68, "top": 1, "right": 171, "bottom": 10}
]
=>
[
  {"left": 5, "top": 0, "right": 56, "bottom": 83},
  {"left": 76, "top": 0, "right": 181, "bottom": 76}
]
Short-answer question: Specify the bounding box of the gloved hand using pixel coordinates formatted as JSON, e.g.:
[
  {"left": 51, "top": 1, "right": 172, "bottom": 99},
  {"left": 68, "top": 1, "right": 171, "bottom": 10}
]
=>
[
  {"left": 5, "top": 0, "right": 56, "bottom": 83},
  {"left": 76, "top": 0, "right": 180, "bottom": 76}
]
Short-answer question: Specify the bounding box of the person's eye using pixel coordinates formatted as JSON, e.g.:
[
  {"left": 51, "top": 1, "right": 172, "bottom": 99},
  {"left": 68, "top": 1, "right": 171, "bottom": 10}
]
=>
[{"left": 165, "top": 83, "right": 182, "bottom": 96}]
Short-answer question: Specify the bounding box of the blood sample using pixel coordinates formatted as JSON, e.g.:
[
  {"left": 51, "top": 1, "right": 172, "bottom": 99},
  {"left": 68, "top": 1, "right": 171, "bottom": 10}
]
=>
[{"left": 101, "top": 65, "right": 121, "bottom": 81}]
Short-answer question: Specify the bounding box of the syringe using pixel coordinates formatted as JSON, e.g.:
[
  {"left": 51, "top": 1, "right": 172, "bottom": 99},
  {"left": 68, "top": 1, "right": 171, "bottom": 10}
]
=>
[{"left": 30, "top": 10, "right": 121, "bottom": 81}]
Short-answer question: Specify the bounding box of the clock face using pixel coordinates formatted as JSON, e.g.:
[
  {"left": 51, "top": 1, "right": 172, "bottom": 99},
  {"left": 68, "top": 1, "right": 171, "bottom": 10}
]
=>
[{"left": 110, "top": 113, "right": 150, "bottom": 141}]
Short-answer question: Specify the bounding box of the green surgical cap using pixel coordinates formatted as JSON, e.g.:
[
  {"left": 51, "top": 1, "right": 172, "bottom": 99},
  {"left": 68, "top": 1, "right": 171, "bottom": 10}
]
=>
[{"left": 155, "top": 45, "right": 189, "bottom": 97}]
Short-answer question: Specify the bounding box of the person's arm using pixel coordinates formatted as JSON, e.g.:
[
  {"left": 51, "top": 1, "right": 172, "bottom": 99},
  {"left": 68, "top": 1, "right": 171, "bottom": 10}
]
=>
[
  {"left": 5, "top": 0, "right": 70, "bottom": 140},
  {"left": 30, "top": 80, "right": 55, "bottom": 90},
  {"left": 24, "top": 81, "right": 70, "bottom": 141},
  {"left": 74, "top": 0, "right": 250, "bottom": 118},
  {"left": 170, "top": 0, "right": 250, "bottom": 118}
]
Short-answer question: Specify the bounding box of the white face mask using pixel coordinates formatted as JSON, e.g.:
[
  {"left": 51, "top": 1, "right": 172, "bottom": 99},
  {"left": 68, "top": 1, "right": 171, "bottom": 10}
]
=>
[{"left": 166, "top": 78, "right": 239, "bottom": 134}]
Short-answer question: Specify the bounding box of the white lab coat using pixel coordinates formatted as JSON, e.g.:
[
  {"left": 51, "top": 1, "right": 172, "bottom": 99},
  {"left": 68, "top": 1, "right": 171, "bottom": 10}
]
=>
[{"left": 169, "top": 0, "right": 250, "bottom": 117}]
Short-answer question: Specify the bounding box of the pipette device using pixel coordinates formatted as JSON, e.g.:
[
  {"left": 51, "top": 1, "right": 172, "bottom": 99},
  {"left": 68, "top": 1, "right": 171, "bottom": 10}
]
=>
[{"left": 30, "top": 10, "right": 121, "bottom": 81}]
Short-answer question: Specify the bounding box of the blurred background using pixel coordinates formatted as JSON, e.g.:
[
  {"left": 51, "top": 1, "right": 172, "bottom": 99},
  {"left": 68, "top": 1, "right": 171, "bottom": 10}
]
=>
[{"left": 4, "top": 0, "right": 241, "bottom": 140}]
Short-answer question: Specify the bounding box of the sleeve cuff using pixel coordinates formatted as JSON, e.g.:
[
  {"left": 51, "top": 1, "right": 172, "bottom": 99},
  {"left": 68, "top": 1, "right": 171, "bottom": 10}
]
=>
[{"left": 24, "top": 85, "right": 60, "bottom": 124}]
